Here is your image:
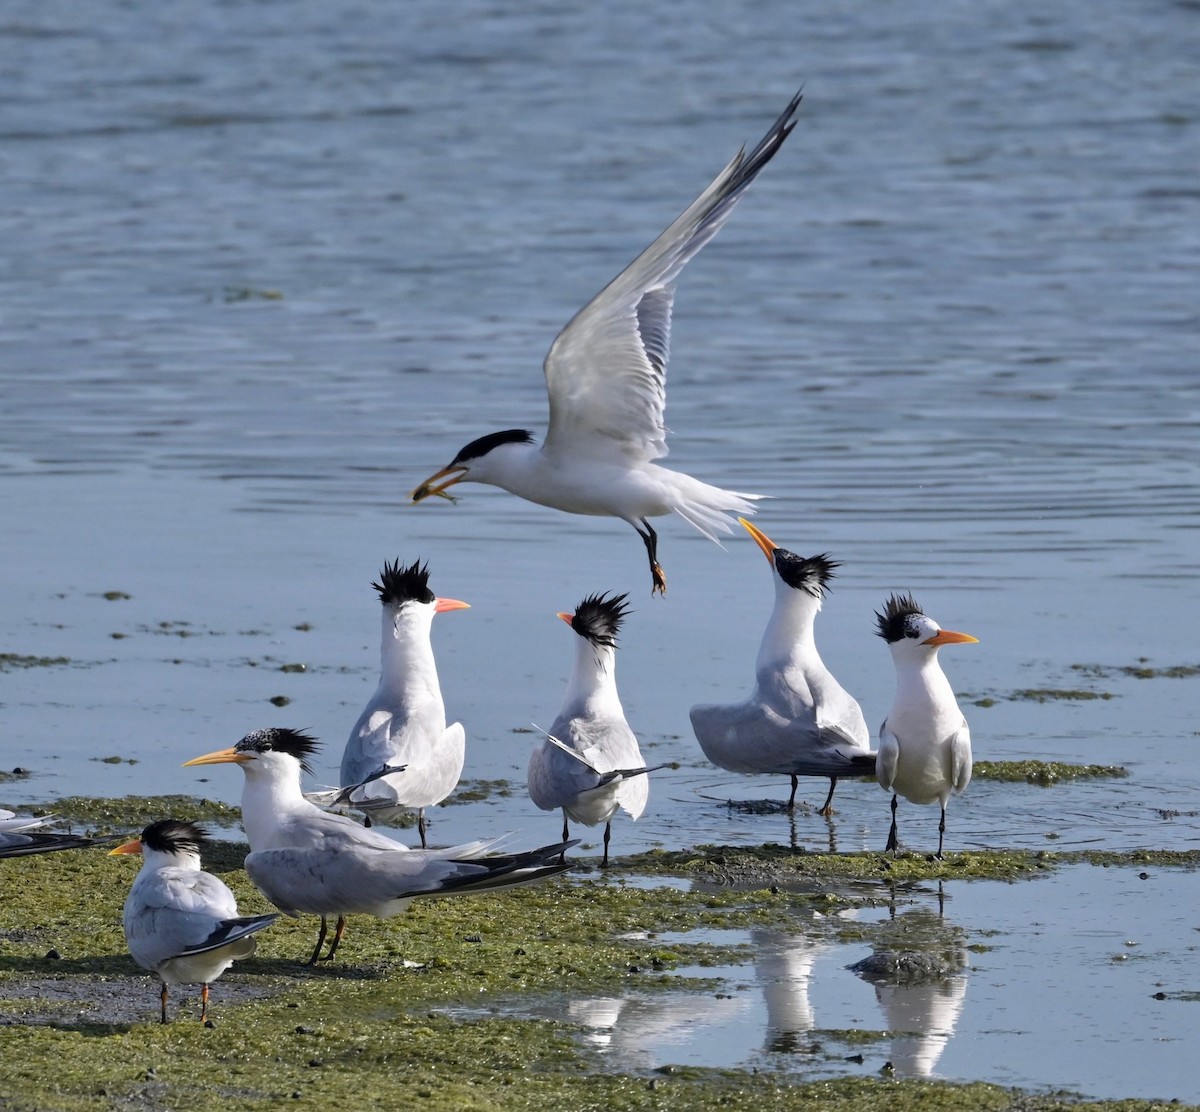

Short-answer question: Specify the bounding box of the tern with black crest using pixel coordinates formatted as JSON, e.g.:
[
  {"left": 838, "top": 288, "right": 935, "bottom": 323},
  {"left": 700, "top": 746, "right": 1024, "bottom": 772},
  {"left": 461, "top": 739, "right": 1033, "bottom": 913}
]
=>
[
  {"left": 111, "top": 820, "right": 277, "bottom": 1023},
  {"left": 339, "top": 558, "right": 468, "bottom": 846},
  {"left": 185, "top": 728, "right": 573, "bottom": 964},
  {"left": 528, "top": 593, "right": 658, "bottom": 866},
  {"left": 690, "top": 518, "right": 874, "bottom": 814},
  {"left": 411, "top": 89, "right": 805, "bottom": 595},
  {"left": 874, "top": 594, "right": 977, "bottom": 858}
]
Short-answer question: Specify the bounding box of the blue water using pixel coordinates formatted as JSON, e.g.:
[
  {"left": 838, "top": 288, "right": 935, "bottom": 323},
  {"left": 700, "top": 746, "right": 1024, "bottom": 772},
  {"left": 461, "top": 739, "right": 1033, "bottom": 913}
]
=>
[{"left": 2, "top": 0, "right": 1199, "bottom": 1098}]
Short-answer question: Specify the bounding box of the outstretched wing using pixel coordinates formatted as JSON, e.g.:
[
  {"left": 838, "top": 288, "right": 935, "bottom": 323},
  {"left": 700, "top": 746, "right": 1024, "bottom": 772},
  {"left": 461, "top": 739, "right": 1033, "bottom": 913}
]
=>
[{"left": 541, "top": 90, "right": 803, "bottom": 466}]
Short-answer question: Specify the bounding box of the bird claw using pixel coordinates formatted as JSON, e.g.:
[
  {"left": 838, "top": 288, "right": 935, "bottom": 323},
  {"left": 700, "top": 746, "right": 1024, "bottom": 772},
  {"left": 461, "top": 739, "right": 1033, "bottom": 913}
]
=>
[{"left": 651, "top": 564, "right": 667, "bottom": 596}]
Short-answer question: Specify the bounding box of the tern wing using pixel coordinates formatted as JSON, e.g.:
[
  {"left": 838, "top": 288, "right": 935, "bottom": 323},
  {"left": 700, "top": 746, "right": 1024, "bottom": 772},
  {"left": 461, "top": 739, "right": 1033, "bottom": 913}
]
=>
[
  {"left": 125, "top": 869, "right": 242, "bottom": 969},
  {"left": 948, "top": 721, "right": 972, "bottom": 795},
  {"left": 876, "top": 722, "right": 900, "bottom": 792},
  {"left": 541, "top": 90, "right": 803, "bottom": 466}
]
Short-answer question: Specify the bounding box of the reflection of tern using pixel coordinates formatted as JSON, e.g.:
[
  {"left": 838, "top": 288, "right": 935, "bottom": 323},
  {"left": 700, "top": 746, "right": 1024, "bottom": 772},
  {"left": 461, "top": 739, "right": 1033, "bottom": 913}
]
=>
[
  {"left": 411, "top": 90, "right": 805, "bottom": 596},
  {"left": 874, "top": 594, "right": 977, "bottom": 857},
  {"left": 339, "top": 559, "right": 469, "bottom": 846},
  {"left": 690, "top": 519, "right": 874, "bottom": 814},
  {"left": 850, "top": 908, "right": 969, "bottom": 1078},
  {"left": 0, "top": 809, "right": 103, "bottom": 858},
  {"left": 528, "top": 594, "right": 661, "bottom": 865},
  {"left": 753, "top": 925, "right": 833, "bottom": 1049},
  {"left": 185, "top": 728, "right": 573, "bottom": 964},
  {"left": 111, "top": 820, "right": 277, "bottom": 1024}
]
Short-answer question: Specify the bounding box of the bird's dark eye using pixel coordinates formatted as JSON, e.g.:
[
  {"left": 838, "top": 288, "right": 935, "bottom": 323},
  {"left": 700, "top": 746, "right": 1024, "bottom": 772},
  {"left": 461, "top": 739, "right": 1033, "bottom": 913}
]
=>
[{"left": 905, "top": 626, "right": 920, "bottom": 639}]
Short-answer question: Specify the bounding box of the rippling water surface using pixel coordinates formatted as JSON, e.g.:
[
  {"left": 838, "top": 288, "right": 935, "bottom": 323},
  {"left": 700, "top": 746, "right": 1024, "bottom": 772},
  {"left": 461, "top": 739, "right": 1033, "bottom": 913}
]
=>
[{"left": 2, "top": 0, "right": 1198, "bottom": 1099}]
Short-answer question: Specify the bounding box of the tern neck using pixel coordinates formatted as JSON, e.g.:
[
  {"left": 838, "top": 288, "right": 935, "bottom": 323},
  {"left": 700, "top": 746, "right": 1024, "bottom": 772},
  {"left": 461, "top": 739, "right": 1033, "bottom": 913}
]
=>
[
  {"left": 141, "top": 846, "right": 201, "bottom": 873},
  {"left": 756, "top": 581, "right": 822, "bottom": 671},
  {"left": 562, "top": 639, "right": 620, "bottom": 712},
  {"left": 891, "top": 647, "right": 955, "bottom": 702},
  {"left": 378, "top": 605, "right": 442, "bottom": 703},
  {"left": 239, "top": 761, "right": 313, "bottom": 850}
]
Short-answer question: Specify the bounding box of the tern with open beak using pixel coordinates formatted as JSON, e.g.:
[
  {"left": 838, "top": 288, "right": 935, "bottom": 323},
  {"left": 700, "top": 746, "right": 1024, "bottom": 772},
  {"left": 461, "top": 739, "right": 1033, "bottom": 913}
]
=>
[
  {"left": 874, "top": 594, "right": 978, "bottom": 858},
  {"left": 689, "top": 518, "right": 874, "bottom": 814},
  {"left": 111, "top": 820, "right": 277, "bottom": 1024},
  {"left": 411, "top": 89, "right": 805, "bottom": 595},
  {"left": 528, "top": 593, "right": 661, "bottom": 866},
  {"left": 339, "top": 558, "right": 468, "bottom": 845},
  {"left": 185, "top": 728, "right": 573, "bottom": 964}
]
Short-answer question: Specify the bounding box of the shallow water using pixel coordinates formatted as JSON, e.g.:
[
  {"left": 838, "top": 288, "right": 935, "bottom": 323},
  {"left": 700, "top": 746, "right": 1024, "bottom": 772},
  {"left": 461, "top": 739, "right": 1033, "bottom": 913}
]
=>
[
  {"left": 2, "top": 0, "right": 1199, "bottom": 1097},
  {"left": 456, "top": 866, "right": 1200, "bottom": 1103}
]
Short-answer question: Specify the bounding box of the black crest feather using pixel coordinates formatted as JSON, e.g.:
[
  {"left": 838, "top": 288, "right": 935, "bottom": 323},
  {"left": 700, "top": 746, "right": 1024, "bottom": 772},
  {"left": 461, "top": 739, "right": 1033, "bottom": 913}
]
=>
[
  {"left": 570, "top": 592, "right": 631, "bottom": 649},
  {"left": 774, "top": 549, "right": 839, "bottom": 597},
  {"left": 875, "top": 593, "right": 924, "bottom": 643},
  {"left": 451, "top": 429, "right": 535, "bottom": 466},
  {"left": 234, "top": 727, "right": 320, "bottom": 774},
  {"left": 141, "top": 819, "right": 210, "bottom": 855},
  {"left": 374, "top": 559, "right": 435, "bottom": 607}
]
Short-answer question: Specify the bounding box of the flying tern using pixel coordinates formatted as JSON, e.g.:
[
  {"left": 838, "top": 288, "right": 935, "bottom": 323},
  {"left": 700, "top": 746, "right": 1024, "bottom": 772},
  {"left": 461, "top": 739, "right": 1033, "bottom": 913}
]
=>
[
  {"left": 0, "top": 809, "right": 105, "bottom": 858},
  {"left": 689, "top": 518, "right": 874, "bottom": 814},
  {"left": 528, "top": 593, "right": 660, "bottom": 866},
  {"left": 339, "top": 558, "right": 468, "bottom": 845},
  {"left": 185, "top": 728, "right": 574, "bottom": 964},
  {"left": 411, "top": 89, "right": 805, "bottom": 595},
  {"left": 111, "top": 820, "right": 277, "bottom": 1024},
  {"left": 874, "top": 594, "right": 977, "bottom": 858}
]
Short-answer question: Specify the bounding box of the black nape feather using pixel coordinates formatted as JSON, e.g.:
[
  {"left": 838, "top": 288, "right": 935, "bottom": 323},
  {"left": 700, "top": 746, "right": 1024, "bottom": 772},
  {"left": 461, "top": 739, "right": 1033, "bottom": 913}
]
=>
[
  {"left": 570, "top": 592, "right": 631, "bottom": 649},
  {"left": 374, "top": 558, "right": 435, "bottom": 607},
  {"left": 774, "top": 550, "right": 839, "bottom": 597},
  {"left": 875, "top": 592, "right": 924, "bottom": 643},
  {"left": 234, "top": 727, "right": 320, "bottom": 774},
  {"left": 141, "top": 819, "right": 210, "bottom": 855},
  {"left": 451, "top": 429, "right": 535, "bottom": 466}
]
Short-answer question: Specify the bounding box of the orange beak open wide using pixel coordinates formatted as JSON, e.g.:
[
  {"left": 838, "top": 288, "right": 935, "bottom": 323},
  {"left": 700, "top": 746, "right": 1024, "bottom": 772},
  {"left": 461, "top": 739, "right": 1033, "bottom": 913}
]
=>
[
  {"left": 182, "top": 747, "right": 254, "bottom": 768},
  {"left": 410, "top": 466, "right": 467, "bottom": 504},
  {"left": 737, "top": 517, "right": 778, "bottom": 566},
  {"left": 924, "top": 629, "right": 979, "bottom": 646}
]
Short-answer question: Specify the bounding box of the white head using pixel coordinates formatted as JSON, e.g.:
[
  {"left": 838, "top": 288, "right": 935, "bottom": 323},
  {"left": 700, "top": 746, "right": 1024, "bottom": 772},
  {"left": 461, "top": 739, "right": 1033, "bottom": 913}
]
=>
[
  {"left": 372, "top": 558, "right": 469, "bottom": 648},
  {"left": 875, "top": 593, "right": 978, "bottom": 666},
  {"left": 410, "top": 429, "right": 537, "bottom": 501},
  {"left": 109, "top": 818, "right": 208, "bottom": 872},
  {"left": 183, "top": 726, "right": 320, "bottom": 787}
]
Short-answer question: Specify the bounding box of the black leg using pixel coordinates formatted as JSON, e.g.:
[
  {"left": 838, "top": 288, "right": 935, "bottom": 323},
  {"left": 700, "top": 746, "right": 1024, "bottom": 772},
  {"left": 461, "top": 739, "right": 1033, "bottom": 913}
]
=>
[
  {"left": 636, "top": 519, "right": 667, "bottom": 596},
  {"left": 885, "top": 793, "right": 899, "bottom": 855},
  {"left": 308, "top": 916, "right": 329, "bottom": 966},
  {"left": 418, "top": 810, "right": 428, "bottom": 849},
  {"left": 602, "top": 820, "right": 612, "bottom": 868},
  {"left": 936, "top": 805, "right": 946, "bottom": 859},
  {"left": 160, "top": 982, "right": 169, "bottom": 1024},
  {"left": 322, "top": 916, "right": 348, "bottom": 962},
  {"left": 818, "top": 777, "right": 837, "bottom": 817},
  {"left": 787, "top": 774, "right": 798, "bottom": 812},
  {"left": 560, "top": 814, "right": 570, "bottom": 864},
  {"left": 363, "top": 815, "right": 373, "bottom": 829}
]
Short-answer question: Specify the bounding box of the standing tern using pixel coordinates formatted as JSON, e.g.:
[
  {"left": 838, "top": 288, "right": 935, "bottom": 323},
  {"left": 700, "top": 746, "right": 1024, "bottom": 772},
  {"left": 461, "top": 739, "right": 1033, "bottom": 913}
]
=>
[
  {"left": 0, "top": 809, "right": 105, "bottom": 858},
  {"left": 339, "top": 558, "right": 468, "bottom": 845},
  {"left": 527, "top": 593, "right": 658, "bottom": 866},
  {"left": 411, "top": 89, "right": 805, "bottom": 596},
  {"left": 874, "top": 594, "right": 977, "bottom": 858},
  {"left": 111, "top": 820, "right": 277, "bottom": 1024},
  {"left": 185, "top": 728, "right": 574, "bottom": 964},
  {"left": 690, "top": 519, "right": 874, "bottom": 815}
]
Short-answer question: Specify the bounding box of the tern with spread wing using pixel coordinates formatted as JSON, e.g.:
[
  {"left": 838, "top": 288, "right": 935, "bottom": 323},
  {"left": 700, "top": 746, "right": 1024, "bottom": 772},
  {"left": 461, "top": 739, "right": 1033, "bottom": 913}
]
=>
[
  {"left": 0, "top": 809, "right": 105, "bottom": 858},
  {"left": 874, "top": 594, "right": 977, "bottom": 858},
  {"left": 339, "top": 559, "right": 468, "bottom": 845},
  {"left": 111, "top": 820, "right": 277, "bottom": 1023},
  {"left": 690, "top": 518, "right": 874, "bottom": 814},
  {"left": 185, "top": 728, "right": 573, "bottom": 964},
  {"left": 411, "top": 89, "right": 805, "bottom": 595},
  {"left": 528, "top": 593, "right": 659, "bottom": 866}
]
